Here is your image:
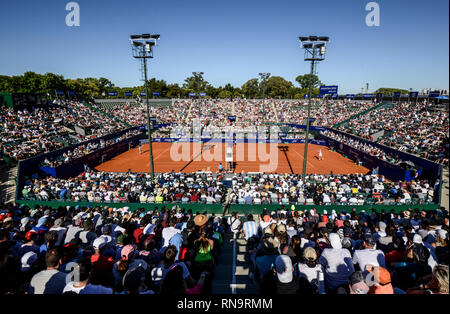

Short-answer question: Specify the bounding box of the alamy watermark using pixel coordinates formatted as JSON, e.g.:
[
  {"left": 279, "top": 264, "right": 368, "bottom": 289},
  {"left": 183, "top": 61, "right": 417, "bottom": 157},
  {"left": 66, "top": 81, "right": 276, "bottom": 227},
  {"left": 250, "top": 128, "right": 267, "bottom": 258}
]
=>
[
  {"left": 366, "top": 2, "right": 380, "bottom": 27},
  {"left": 65, "top": 2, "right": 80, "bottom": 27}
]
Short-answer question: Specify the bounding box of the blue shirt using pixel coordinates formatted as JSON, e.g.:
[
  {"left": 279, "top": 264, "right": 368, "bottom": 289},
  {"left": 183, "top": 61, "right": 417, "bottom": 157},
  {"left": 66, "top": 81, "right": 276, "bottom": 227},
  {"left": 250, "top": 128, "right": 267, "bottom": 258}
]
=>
[{"left": 169, "top": 233, "right": 183, "bottom": 261}]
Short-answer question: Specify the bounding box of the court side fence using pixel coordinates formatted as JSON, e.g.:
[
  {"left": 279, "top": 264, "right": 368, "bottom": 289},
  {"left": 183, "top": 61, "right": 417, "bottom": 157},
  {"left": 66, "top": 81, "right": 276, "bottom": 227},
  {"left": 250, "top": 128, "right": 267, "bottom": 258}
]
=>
[{"left": 14, "top": 199, "right": 440, "bottom": 215}]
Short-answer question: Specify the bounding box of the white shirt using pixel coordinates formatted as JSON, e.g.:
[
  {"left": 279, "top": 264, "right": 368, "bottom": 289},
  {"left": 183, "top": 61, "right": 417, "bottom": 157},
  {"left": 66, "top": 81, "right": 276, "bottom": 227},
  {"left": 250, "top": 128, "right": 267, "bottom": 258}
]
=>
[
  {"left": 352, "top": 248, "right": 386, "bottom": 270},
  {"left": 162, "top": 226, "right": 181, "bottom": 248}
]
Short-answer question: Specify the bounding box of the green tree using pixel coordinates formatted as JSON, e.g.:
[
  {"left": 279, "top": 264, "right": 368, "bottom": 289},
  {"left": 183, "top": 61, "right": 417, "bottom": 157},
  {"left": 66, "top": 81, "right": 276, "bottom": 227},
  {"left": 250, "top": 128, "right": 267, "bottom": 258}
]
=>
[
  {"left": 375, "top": 88, "right": 409, "bottom": 96},
  {"left": 218, "top": 90, "right": 232, "bottom": 99},
  {"left": 265, "top": 76, "right": 294, "bottom": 98},
  {"left": 295, "top": 74, "right": 322, "bottom": 91},
  {"left": 241, "top": 78, "right": 259, "bottom": 98},
  {"left": 166, "top": 83, "right": 184, "bottom": 98},
  {"left": 182, "top": 75, "right": 209, "bottom": 93}
]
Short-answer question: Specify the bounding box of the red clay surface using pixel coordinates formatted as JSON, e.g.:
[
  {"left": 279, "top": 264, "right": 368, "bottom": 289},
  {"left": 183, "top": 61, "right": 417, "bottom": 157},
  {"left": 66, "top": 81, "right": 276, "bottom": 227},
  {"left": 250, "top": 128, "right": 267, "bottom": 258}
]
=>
[{"left": 95, "top": 142, "right": 370, "bottom": 175}]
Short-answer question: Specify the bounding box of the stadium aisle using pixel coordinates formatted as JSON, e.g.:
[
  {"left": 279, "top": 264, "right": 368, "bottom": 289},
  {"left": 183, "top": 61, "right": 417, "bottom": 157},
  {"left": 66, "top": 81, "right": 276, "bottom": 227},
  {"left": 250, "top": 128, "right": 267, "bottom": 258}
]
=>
[{"left": 212, "top": 232, "right": 259, "bottom": 294}]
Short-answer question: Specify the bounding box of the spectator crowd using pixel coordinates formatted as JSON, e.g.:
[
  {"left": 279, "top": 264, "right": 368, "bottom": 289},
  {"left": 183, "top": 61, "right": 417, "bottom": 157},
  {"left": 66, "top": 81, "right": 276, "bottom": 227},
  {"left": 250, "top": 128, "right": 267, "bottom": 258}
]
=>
[
  {"left": 1, "top": 100, "right": 127, "bottom": 161},
  {"left": 337, "top": 101, "right": 449, "bottom": 164},
  {"left": 21, "top": 172, "right": 440, "bottom": 206},
  {"left": 0, "top": 202, "right": 224, "bottom": 294},
  {"left": 237, "top": 206, "right": 449, "bottom": 294},
  {"left": 0, "top": 202, "right": 448, "bottom": 294}
]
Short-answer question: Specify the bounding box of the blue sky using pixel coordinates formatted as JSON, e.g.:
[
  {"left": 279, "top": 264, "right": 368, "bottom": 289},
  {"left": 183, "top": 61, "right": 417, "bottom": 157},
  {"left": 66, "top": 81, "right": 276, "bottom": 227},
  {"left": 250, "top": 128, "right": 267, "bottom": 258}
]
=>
[{"left": 0, "top": 0, "right": 448, "bottom": 94}]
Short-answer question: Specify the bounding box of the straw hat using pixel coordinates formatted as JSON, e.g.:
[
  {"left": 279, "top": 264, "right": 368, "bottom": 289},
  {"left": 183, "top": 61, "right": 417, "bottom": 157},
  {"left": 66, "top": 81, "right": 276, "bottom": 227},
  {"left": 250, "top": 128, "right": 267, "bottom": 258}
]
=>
[{"left": 194, "top": 214, "right": 207, "bottom": 227}]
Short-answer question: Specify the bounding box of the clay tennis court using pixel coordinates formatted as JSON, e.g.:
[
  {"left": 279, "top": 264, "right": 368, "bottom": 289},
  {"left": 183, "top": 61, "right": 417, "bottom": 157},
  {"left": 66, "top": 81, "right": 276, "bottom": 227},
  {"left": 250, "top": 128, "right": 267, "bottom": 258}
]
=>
[{"left": 95, "top": 142, "right": 369, "bottom": 174}]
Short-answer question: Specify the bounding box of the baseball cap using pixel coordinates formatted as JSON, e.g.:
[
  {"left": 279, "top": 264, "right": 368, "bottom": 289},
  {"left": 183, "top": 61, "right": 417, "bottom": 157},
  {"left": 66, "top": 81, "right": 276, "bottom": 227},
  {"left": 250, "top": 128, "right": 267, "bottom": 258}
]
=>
[
  {"left": 275, "top": 255, "right": 293, "bottom": 284},
  {"left": 25, "top": 230, "right": 37, "bottom": 241},
  {"left": 303, "top": 246, "right": 317, "bottom": 262},
  {"left": 121, "top": 244, "right": 137, "bottom": 261},
  {"left": 20, "top": 217, "right": 31, "bottom": 227},
  {"left": 368, "top": 266, "right": 391, "bottom": 285},
  {"left": 276, "top": 224, "right": 286, "bottom": 234},
  {"left": 53, "top": 218, "right": 63, "bottom": 227}
]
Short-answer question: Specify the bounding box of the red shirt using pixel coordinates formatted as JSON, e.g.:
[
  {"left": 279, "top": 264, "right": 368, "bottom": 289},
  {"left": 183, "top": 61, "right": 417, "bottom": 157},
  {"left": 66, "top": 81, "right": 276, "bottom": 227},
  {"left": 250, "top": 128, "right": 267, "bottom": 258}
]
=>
[{"left": 90, "top": 254, "right": 115, "bottom": 277}]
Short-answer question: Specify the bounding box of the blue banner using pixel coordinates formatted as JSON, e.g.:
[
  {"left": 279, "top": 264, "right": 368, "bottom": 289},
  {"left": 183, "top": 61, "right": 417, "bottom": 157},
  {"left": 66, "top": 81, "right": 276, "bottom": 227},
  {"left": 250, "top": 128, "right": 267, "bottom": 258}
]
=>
[
  {"left": 428, "top": 91, "right": 440, "bottom": 98},
  {"left": 189, "top": 92, "right": 196, "bottom": 97},
  {"left": 331, "top": 93, "right": 338, "bottom": 99},
  {"left": 125, "top": 92, "right": 133, "bottom": 97},
  {"left": 68, "top": 90, "right": 75, "bottom": 96},
  {"left": 363, "top": 94, "right": 373, "bottom": 99},
  {"left": 140, "top": 92, "right": 146, "bottom": 96},
  {"left": 199, "top": 92, "right": 206, "bottom": 97},
  {"left": 319, "top": 85, "right": 338, "bottom": 95},
  {"left": 346, "top": 94, "right": 355, "bottom": 99},
  {"left": 228, "top": 115, "right": 236, "bottom": 122},
  {"left": 393, "top": 92, "right": 401, "bottom": 98},
  {"left": 108, "top": 91, "right": 118, "bottom": 96},
  {"left": 304, "top": 94, "right": 310, "bottom": 99},
  {"left": 55, "top": 90, "right": 65, "bottom": 96},
  {"left": 409, "top": 92, "right": 419, "bottom": 98},
  {"left": 153, "top": 92, "right": 160, "bottom": 96}
]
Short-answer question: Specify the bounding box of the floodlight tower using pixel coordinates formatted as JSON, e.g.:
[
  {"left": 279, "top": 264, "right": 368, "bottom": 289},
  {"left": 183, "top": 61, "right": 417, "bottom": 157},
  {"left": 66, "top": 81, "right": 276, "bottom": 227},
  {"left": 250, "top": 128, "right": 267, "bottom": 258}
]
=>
[
  {"left": 130, "top": 33, "right": 160, "bottom": 179},
  {"left": 298, "top": 36, "right": 329, "bottom": 182},
  {"left": 258, "top": 73, "right": 271, "bottom": 124}
]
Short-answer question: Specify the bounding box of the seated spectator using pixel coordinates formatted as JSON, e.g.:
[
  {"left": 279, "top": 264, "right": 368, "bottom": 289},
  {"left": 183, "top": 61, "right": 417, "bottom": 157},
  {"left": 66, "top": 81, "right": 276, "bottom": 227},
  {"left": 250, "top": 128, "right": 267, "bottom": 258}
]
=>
[
  {"left": 29, "top": 248, "right": 67, "bottom": 294},
  {"left": 63, "top": 257, "right": 113, "bottom": 294}
]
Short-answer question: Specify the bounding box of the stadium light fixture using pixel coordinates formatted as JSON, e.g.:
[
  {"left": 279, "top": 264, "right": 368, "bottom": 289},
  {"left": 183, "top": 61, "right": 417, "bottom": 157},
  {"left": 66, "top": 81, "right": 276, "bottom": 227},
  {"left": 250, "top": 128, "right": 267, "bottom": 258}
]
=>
[
  {"left": 130, "top": 33, "right": 160, "bottom": 179},
  {"left": 299, "top": 35, "right": 330, "bottom": 181}
]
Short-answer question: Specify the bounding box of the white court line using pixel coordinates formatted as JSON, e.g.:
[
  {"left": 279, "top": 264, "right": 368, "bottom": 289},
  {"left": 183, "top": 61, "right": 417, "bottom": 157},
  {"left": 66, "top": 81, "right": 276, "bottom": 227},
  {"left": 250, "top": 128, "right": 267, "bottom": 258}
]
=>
[
  {"left": 153, "top": 144, "right": 175, "bottom": 162},
  {"left": 290, "top": 145, "right": 315, "bottom": 169},
  {"left": 232, "top": 233, "right": 237, "bottom": 294}
]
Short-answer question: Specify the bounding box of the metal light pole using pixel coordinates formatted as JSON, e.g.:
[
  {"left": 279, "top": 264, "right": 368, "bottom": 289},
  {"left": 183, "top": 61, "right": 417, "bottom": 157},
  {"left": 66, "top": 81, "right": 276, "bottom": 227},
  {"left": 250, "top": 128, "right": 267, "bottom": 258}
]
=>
[
  {"left": 193, "top": 72, "right": 204, "bottom": 117},
  {"left": 299, "top": 36, "right": 329, "bottom": 181},
  {"left": 130, "top": 33, "right": 160, "bottom": 179},
  {"left": 259, "top": 73, "right": 270, "bottom": 125}
]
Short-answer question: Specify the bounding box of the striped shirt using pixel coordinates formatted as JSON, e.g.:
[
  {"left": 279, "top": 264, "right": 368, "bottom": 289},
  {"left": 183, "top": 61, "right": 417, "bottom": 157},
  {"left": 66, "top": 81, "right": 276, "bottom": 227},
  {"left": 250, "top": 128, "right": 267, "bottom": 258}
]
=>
[{"left": 243, "top": 221, "right": 258, "bottom": 240}]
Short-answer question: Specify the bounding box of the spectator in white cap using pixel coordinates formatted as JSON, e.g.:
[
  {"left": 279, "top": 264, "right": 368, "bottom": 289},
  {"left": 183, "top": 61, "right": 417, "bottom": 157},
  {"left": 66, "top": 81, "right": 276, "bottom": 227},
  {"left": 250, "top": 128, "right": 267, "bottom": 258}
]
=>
[
  {"left": 319, "top": 233, "right": 354, "bottom": 293},
  {"left": 90, "top": 236, "right": 115, "bottom": 287}
]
